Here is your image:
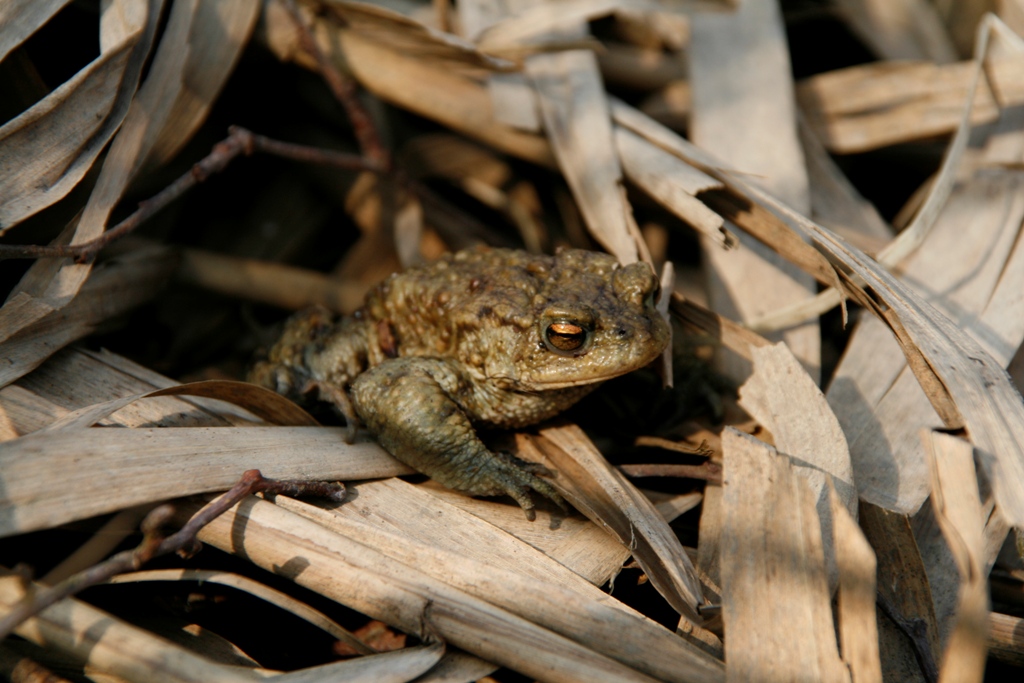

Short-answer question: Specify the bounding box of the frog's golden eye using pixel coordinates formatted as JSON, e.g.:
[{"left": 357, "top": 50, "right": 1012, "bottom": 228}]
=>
[{"left": 544, "top": 321, "right": 589, "bottom": 355}]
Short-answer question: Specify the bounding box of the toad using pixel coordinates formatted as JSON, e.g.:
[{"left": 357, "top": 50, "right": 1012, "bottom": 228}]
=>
[{"left": 249, "top": 246, "right": 670, "bottom": 517}]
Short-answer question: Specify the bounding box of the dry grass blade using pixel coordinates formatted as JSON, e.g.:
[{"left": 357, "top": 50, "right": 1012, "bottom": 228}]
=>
[
  {"left": 275, "top": 492, "right": 724, "bottom": 683},
  {"left": 738, "top": 342, "right": 855, "bottom": 591},
  {"left": 527, "top": 41, "right": 638, "bottom": 263},
  {"left": 108, "top": 568, "right": 374, "bottom": 655},
  {"left": 828, "top": 482, "right": 882, "bottom": 683},
  {"left": 189, "top": 496, "right": 682, "bottom": 683},
  {"left": 858, "top": 503, "right": 942, "bottom": 680},
  {"left": 0, "top": 0, "right": 259, "bottom": 388},
  {"left": 326, "top": 0, "right": 514, "bottom": 71},
  {"left": 413, "top": 480, "right": 634, "bottom": 587},
  {"left": 0, "top": 426, "right": 408, "bottom": 537},
  {"left": 719, "top": 428, "right": 848, "bottom": 683},
  {"left": 687, "top": 0, "right": 819, "bottom": 382},
  {"left": 259, "top": 0, "right": 554, "bottom": 166},
  {"left": 138, "top": 0, "right": 261, "bottom": 171},
  {"left": 272, "top": 644, "right": 445, "bottom": 683},
  {"left": 831, "top": 0, "right": 957, "bottom": 62},
  {"left": 42, "top": 380, "right": 317, "bottom": 432},
  {"left": 305, "top": 478, "right": 615, "bottom": 595},
  {"left": 1, "top": 347, "right": 264, "bottom": 435},
  {"left": 797, "top": 60, "right": 998, "bottom": 154},
  {"left": 0, "top": 245, "right": 178, "bottom": 389},
  {"left": 0, "top": 574, "right": 262, "bottom": 683},
  {"left": 0, "top": 0, "right": 73, "bottom": 63},
  {"left": 612, "top": 75, "right": 1024, "bottom": 529},
  {"left": 615, "top": 126, "right": 734, "bottom": 249},
  {"left": 526, "top": 425, "right": 708, "bottom": 627},
  {"left": 729, "top": 15, "right": 1002, "bottom": 333},
  {"left": 0, "top": 0, "right": 154, "bottom": 230},
  {"left": 177, "top": 247, "right": 370, "bottom": 313},
  {"left": 924, "top": 432, "right": 989, "bottom": 683}
]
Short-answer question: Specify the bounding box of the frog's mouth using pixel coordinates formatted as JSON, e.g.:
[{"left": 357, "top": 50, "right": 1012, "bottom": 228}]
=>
[
  {"left": 518, "top": 367, "right": 649, "bottom": 390},
  {"left": 515, "top": 352, "right": 666, "bottom": 391}
]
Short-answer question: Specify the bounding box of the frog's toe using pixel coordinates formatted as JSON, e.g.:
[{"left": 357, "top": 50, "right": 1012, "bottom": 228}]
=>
[{"left": 486, "top": 453, "right": 567, "bottom": 519}]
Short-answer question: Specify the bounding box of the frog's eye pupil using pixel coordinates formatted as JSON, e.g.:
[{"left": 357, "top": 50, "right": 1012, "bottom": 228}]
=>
[{"left": 545, "top": 322, "right": 587, "bottom": 353}]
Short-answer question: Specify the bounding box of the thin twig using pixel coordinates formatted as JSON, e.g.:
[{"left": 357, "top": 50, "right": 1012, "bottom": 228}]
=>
[
  {"left": 0, "top": 470, "right": 345, "bottom": 642},
  {"left": 282, "top": 0, "right": 390, "bottom": 170},
  {"left": 0, "top": 128, "right": 378, "bottom": 263}
]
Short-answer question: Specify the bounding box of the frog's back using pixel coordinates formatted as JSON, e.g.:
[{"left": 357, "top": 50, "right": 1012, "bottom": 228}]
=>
[{"left": 361, "top": 247, "right": 564, "bottom": 369}]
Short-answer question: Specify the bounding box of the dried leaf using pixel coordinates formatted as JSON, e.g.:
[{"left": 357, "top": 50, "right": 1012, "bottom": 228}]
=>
[
  {"left": 259, "top": 0, "right": 555, "bottom": 165},
  {"left": 0, "top": 574, "right": 263, "bottom": 683},
  {"left": 828, "top": 482, "right": 882, "bottom": 683},
  {"left": 109, "top": 569, "right": 373, "bottom": 655},
  {"left": 858, "top": 502, "right": 942, "bottom": 680},
  {"left": 190, "top": 496, "right": 702, "bottom": 683},
  {"left": 42, "top": 380, "right": 318, "bottom": 432},
  {"left": 0, "top": 426, "right": 408, "bottom": 537},
  {"left": 615, "top": 126, "right": 733, "bottom": 249},
  {"left": 0, "top": 0, "right": 156, "bottom": 230},
  {"left": 924, "top": 432, "right": 989, "bottom": 683},
  {"left": 276, "top": 490, "right": 724, "bottom": 683},
  {"left": 0, "top": 245, "right": 177, "bottom": 390},
  {"left": 719, "top": 428, "right": 848, "bottom": 683},
  {"left": 325, "top": 0, "right": 515, "bottom": 71},
  {"left": 687, "top": 0, "right": 818, "bottom": 382},
  {"left": 527, "top": 425, "right": 708, "bottom": 626},
  {"left": 271, "top": 644, "right": 445, "bottom": 683},
  {"left": 611, "top": 52, "right": 1024, "bottom": 528},
  {"left": 527, "top": 41, "right": 638, "bottom": 263},
  {"left": 738, "top": 342, "right": 855, "bottom": 591},
  {"left": 0, "top": 0, "right": 74, "bottom": 63}
]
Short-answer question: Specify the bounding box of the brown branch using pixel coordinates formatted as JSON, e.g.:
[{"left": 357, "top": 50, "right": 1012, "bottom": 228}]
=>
[
  {"left": 282, "top": 0, "right": 390, "bottom": 170},
  {"left": 0, "top": 127, "right": 378, "bottom": 263},
  {"left": 0, "top": 470, "right": 344, "bottom": 642}
]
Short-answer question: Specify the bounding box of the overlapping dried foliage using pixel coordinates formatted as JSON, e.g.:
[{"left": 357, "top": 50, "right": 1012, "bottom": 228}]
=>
[{"left": 1, "top": 0, "right": 1023, "bottom": 681}]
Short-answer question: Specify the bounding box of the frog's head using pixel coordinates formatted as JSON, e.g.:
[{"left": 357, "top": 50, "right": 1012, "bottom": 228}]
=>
[{"left": 508, "top": 249, "right": 670, "bottom": 391}]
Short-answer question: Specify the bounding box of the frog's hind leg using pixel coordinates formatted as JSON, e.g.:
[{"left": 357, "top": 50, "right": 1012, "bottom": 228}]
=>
[{"left": 350, "top": 358, "right": 564, "bottom": 519}]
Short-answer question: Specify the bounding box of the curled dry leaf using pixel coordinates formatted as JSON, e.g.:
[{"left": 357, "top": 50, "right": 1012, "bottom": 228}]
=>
[
  {"left": 0, "top": 0, "right": 259, "bottom": 391},
  {"left": 0, "top": 0, "right": 155, "bottom": 231}
]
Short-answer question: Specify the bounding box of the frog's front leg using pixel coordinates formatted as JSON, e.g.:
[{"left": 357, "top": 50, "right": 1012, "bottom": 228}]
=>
[{"left": 350, "top": 357, "right": 564, "bottom": 519}]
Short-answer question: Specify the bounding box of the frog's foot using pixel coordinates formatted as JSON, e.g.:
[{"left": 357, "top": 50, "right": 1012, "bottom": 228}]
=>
[
  {"left": 469, "top": 450, "right": 566, "bottom": 520},
  {"left": 350, "top": 358, "right": 567, "bottom": 519}
]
